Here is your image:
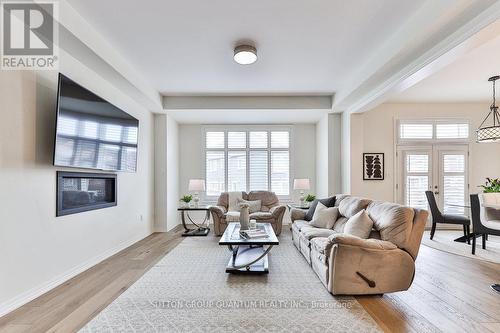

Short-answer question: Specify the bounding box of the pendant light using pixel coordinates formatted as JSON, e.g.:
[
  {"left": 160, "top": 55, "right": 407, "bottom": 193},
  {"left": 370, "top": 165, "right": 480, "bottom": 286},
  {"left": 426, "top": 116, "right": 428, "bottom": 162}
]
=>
[{"left": 477, "top": 75, "right": 500, "bottom": 143}]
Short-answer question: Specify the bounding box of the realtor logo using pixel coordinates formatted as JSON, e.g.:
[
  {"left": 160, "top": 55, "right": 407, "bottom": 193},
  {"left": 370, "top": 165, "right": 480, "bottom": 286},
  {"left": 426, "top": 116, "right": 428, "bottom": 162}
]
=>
[{"left": 1, "top": 1, "right": 58, "bottom": 70}]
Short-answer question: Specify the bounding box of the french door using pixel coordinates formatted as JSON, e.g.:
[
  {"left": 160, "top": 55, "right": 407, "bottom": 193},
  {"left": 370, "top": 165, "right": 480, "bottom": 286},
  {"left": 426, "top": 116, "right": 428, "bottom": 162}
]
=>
[{"left": 397, "top": 145, "right": 468, "bottom": 217}]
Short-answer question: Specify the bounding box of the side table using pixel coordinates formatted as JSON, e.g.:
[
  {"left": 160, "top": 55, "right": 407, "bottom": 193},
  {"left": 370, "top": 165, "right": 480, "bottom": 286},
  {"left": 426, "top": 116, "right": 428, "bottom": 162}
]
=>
[{"left": 178, "top": 206, "right": 211, "bottom": 237}]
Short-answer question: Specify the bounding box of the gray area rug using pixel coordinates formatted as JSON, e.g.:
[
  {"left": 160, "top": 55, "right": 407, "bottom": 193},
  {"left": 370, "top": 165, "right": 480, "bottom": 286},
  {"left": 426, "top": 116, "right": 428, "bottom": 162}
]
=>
[
  {"left": 80, "top": 230, "right": 381, "bottom": 332},
  {"left": 422, "top": 230, "right": 500, "bottom": 264}
]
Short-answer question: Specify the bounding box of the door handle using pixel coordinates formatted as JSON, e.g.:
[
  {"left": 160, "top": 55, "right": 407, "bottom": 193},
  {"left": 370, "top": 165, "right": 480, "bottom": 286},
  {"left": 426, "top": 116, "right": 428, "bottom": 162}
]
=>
[{"left": 434, "top": 191, "right": 439, "bottom": 195}]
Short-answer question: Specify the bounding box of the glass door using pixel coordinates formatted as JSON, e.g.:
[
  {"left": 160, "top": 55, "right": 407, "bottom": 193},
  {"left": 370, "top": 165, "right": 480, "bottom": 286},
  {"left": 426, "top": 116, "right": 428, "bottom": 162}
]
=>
[
  {"left": 434, "top": 145, "right": 468, "bottom": 216},
  {"left": 397, "top": 145, "right": 468, "bottom": 215},
  {"left": 398, "top": 147, "right": 433, "bottom": 210}
]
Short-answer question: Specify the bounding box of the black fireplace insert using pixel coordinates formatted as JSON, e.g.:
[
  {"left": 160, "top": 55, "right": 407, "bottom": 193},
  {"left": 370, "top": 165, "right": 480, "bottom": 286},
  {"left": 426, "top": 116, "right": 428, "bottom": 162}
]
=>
[{"left": 56, "top": 171, "right": 117, "bottom": 216}]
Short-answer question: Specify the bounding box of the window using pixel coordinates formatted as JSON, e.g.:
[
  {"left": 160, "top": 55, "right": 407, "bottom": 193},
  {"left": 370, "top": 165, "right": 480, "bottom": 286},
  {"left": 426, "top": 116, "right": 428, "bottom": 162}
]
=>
[
  {"left": 205, "top": 128, "right": 290, "bottom": 197},
  {"left": 398, "top": 120, "right": 469, "bottom": 142}
]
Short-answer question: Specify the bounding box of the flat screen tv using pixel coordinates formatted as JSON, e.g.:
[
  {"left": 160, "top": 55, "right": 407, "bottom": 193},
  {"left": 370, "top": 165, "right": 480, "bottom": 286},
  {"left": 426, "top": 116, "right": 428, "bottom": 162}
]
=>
[{"left": 53, "top": 73, "right": 139, "bottom": 172}]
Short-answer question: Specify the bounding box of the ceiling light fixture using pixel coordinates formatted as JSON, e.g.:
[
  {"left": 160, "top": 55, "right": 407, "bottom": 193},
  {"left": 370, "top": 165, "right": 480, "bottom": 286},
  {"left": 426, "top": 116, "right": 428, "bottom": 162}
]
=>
[
  {"left": 477, "top": 75, "right": 500, "bottom": 143},
  {"left": 233, "top": 45, "right": 257, "bottom": 65}
]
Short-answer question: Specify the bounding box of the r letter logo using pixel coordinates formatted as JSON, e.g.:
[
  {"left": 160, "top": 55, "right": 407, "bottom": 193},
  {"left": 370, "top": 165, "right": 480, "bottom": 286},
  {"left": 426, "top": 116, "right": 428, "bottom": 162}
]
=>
[{"left": 1, "top": 1, "right": 58, "bottom": 70}]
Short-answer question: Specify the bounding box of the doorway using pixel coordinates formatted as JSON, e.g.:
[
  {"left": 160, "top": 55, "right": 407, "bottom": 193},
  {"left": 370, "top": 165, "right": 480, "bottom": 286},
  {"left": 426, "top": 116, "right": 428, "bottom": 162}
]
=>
[{"left": 397, "top": 145, "right": 469, "bottom": 216}]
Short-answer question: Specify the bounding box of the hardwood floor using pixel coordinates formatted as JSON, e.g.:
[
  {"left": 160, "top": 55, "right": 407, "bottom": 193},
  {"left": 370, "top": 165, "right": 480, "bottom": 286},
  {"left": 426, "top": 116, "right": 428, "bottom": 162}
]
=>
[{"left": 1, "top": 227, "right": 499, "bottom": 333}]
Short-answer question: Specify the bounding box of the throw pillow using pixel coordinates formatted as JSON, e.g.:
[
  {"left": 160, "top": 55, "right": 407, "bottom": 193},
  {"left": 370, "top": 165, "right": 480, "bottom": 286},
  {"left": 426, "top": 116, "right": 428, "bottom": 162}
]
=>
[
  {"left": 344, "top": 209, "right": 374, "bottom": 239},
  {"left": 309, "top": 203, "right": 339, "bottom": 229},
  {"left": 237, "top": 198, "right": 262, "bottom": 213},
  {"left": 305, "top": 196, "right": 336, "bottom": 221}
]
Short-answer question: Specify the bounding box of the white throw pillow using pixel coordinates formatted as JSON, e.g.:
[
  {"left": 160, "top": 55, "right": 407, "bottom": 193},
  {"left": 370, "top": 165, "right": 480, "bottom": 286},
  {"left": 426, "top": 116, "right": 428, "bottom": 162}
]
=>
[
  {"left": 344, "top": 209, "right": 374, "bottom": 239},
  {"left": 237, "top": 198, "right": 262, "bottom": 213},
  {"left": 309, "top": 202, "right": 339, "bottom": 229}
]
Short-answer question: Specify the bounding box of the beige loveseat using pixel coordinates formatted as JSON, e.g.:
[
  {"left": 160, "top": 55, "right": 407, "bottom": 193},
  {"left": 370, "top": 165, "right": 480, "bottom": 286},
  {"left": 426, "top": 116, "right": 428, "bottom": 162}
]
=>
[
  {"left": 209, "top": 191, "right": 286, "bottom": 236},
  {"left": 291, "top": 194, "right": 428, "bottom": 295}
]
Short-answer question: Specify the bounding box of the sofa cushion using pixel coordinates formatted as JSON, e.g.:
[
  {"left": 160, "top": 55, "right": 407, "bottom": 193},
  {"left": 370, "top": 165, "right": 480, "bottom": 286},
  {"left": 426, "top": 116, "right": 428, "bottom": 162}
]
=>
[
  {"left": 338, "top": 196, "right": 372, "bottom": 218},
  {"left": 332, "top": 216, "right": 348, "bottom": 233},
  {"left": 366, "top": 201, "right": 415, "bottom": 249},
  {"left": 334, "top": 194, "right": 350, "bottom": 207},
  {"left": 309, "top": 203, "right": 339, "bottom": 229},
  {"left": 344, "top": 209, "right": 374, "bottom": 239},
  {"left": 292, "top": 220, "right": 309, "bottom": 234},
  {"left": 305, "top": 196, "right": 336, "bottom": 221},
  {"left": 225, "top": 211, "right": 240, "bottom": 222},
  {"left": 247, "top": 191, "right": 279, "bottom": 212},
  {"left": 249, "top": 212, "right": 273, "bottom": 220},
  {"left": 237, "top": 198, "right": 261, "bottom": 213},
  {"left": 310, "top": 237, "right": 334, "bottom": 255},
  {"left": 300, "top": 226, "right": 336, "bottom": 240}
]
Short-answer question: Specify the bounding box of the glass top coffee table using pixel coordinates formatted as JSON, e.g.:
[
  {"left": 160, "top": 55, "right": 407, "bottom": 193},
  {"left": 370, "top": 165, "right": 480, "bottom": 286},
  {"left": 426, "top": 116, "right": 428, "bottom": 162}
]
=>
[{"left": 219, "top": 222, "right": 279, "bottom": 274}]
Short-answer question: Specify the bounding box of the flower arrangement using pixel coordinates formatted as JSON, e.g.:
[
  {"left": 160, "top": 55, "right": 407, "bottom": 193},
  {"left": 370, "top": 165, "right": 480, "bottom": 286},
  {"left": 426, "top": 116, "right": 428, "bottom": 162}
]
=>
[{"left": 480, "top": 178, "right": 500, "bottom": 193}]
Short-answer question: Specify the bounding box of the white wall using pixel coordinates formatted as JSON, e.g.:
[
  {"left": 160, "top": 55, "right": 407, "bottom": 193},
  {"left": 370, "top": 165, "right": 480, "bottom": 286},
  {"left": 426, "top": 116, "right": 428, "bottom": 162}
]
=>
[
  {"left": 154, "top": 115, "right": 179, "bottom": 232},
  {"left": 350, "top": 103, "right": 500, "bottom": 202},
  {"left": 166, "top": 116, "right": 180, "bottom": 231},
  {"left": 178, "top": 124, "right": 316, "bottom": 206},
  {"left": 316, "top": 114, "right": 342, "bottom": 197},
  {"left": 0, "top": 56, "right": 154, "bottom": 314}
]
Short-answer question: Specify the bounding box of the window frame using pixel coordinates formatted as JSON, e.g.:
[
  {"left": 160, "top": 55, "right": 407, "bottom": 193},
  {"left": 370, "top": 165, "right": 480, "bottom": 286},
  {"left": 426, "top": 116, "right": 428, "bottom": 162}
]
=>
[
  {"left": 203, "top": 125, "right": 293, "bottom": 202},
  {"left": 397, "top": 119, "right": 471, "bottom": 144}
]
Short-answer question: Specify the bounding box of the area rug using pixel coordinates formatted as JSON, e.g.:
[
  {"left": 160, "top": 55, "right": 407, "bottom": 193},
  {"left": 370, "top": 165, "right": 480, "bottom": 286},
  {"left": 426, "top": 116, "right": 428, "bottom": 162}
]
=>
[
  {"left": 80, "top": 231, "right": 380, "bottom": 332},
  {"left": 422, "top": 230, "right": 500, "bottom": 264}
]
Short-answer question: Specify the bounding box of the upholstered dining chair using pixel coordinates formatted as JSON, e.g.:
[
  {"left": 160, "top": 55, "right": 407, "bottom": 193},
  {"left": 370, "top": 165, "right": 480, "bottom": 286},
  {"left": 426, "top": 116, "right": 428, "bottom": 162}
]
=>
[
  {"left": 425, "top": 191, "right": 470, "bottom": 244},
  {"left": 470, "top": 193, "right": 500, "bottom": 255}
]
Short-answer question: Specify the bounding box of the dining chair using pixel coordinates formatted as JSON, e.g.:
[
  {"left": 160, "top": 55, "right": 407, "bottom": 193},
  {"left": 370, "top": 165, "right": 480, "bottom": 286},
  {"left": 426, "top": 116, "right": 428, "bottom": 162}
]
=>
[
  {"left": 470, "top": 194, "right": 500, "bottom": 255},
  {"left": 425, "top": 191, "right": 470, "bottom": 244}
]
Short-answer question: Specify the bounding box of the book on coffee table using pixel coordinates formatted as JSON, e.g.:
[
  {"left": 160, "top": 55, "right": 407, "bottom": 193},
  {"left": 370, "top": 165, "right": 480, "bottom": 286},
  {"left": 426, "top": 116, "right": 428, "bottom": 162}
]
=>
[{"left": 240, "top": 229, "right": 268, "bottom": 239}]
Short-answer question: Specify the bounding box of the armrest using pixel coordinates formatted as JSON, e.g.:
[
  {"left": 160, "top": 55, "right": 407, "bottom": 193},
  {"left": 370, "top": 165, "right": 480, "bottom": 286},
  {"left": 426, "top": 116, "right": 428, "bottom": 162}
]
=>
[
  {"left": 290, "top": 208, "right": 307, "bottom": 222},
  {"left": 328, "top": 233, "right": 397, "bottom": 250},
  {"left": 270, "top": 205, "right": 286, "bottom": 216},
  {"left": 209, "top": 205, "right": 226, "bottom": 218},
  {"left": 484, "top": 203, "right": 500, "bottom": 210}
]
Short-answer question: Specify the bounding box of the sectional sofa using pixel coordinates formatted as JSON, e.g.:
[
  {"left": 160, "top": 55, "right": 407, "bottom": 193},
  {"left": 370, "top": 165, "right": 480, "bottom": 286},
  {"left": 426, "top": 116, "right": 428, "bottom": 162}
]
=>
[{"left": 291, "top": 194, "right": 428, "bottom": 295}]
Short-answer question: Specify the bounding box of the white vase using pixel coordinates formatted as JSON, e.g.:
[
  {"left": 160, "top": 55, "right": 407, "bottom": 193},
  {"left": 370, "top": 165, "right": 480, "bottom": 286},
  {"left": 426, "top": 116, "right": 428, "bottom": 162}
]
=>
[{"left": 240, "top": 205, "right": 250, "bottom": 230}]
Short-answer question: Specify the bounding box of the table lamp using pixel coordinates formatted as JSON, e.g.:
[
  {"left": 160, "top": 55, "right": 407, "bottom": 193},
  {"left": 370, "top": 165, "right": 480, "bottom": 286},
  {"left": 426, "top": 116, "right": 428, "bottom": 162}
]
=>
[
  {"left": 293, "top": 178, "right": 310, "bottom": 207},
  {"left": 188, "top": 179, "right": 205, "bottom": 207}
]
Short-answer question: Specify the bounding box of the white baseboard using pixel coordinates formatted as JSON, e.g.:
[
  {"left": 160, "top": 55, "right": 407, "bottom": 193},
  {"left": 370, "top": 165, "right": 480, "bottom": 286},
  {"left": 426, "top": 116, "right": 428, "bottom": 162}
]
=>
[{"left": 0, "top": 231, "right": 151, "bottom": 317}]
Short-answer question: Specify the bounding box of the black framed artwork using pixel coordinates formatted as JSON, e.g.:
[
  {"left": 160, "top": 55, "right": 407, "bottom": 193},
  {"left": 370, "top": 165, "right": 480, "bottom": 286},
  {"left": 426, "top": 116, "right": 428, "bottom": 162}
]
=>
[{"left": 363, "top": 153, "right": 384, "bottom": 180}]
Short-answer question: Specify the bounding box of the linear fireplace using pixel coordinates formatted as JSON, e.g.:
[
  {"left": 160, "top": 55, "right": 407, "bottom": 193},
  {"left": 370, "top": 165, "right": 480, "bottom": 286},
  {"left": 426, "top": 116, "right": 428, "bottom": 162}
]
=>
[{"left": 56, "top": 171, "right": 117, "bottom": 216}]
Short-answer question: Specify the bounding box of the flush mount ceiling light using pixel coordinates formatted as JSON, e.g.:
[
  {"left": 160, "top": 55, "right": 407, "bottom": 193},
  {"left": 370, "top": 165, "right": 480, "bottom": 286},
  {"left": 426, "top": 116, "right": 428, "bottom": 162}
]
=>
[
  {"left": 477, "top": 75, "right": 500, "bottom": 143},
  {"left": 233, "top": 45, "right": 257, "bottom": 65}
]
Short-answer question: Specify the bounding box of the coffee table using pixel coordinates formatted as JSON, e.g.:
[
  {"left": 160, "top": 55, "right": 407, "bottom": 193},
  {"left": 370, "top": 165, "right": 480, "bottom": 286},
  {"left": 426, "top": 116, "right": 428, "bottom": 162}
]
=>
[{"left": 219, "top": 222, "right": 279, "bottom": 274}]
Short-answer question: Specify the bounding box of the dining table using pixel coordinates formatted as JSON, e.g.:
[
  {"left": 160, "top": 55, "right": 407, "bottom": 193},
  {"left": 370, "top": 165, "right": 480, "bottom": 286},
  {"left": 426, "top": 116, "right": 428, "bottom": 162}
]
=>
[{"left": 447, "top": 202, "right": 500, "bottom": 295}]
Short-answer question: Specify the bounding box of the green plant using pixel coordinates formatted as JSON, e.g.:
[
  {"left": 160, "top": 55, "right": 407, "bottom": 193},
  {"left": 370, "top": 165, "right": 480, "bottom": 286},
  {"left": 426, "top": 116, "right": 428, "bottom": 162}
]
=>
[
  {"left": 305, "top": 194, "right": 316, "bottom": 202},
  {"left": 480, "top": 178, "right": 500, "bottom": 193},
  {"left": 180, "top": 195, "right": 193, "bottom": 203}
]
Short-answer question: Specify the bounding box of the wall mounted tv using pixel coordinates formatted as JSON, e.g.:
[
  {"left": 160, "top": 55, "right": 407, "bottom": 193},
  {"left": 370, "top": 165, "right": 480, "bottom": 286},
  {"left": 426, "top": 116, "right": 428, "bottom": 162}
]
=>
[{"left": 53, "top": 73, "right": 139, "bottom": 172}]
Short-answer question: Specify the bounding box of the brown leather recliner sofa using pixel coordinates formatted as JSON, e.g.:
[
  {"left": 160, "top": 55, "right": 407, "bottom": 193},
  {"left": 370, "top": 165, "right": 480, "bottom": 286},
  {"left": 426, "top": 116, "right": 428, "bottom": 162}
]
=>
[
  {"left": 290, "top": 194, "right": 428, "bottom": 295},
  {"left": 209, "top": 191, "right": 286, "bottom": 236}
]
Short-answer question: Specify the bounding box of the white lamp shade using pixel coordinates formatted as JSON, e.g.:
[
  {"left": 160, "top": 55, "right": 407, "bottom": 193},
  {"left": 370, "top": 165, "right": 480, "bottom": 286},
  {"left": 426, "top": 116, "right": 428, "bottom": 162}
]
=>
[
  {"left": 188, "top": 179, "right": 206, "bottom": 191},
  {"left": 293, "top": 178, "right": 310, "bottom": 190}
]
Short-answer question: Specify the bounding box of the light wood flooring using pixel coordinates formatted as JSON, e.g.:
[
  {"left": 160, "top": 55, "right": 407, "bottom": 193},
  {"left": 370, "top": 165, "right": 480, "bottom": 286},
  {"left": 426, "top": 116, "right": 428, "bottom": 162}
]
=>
[{"left": 1, "top": 226, "right": 500, "bottom": 333}]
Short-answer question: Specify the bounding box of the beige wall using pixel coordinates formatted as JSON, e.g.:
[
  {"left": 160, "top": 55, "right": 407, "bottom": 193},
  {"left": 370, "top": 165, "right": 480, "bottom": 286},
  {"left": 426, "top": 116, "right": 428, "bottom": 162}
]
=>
[
  {"left": 0, "top": 62, "right": 154, "bottom": 313},
  {"left": 350, "top": 103, "right": 500, "bottom": 202}
]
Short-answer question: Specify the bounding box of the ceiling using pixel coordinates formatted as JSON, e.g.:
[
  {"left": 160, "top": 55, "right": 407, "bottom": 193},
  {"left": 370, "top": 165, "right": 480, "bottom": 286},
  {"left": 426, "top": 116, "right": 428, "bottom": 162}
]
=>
[
  {"left": 166, "top": 109, "right": 329, "bottom": 124},
  {"left": 65, "top": 0, "right": 500, "bottom": 120},
  {"left": 390, "top": 28, "right": 500, "bottom": 103},
  {"left": 67, "top": 0, "right": 424, "bottom": 95}
]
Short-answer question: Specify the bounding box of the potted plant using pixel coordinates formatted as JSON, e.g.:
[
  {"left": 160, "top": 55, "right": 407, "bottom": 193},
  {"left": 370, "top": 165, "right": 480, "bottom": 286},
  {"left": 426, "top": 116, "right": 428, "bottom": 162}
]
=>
[
  {"left": 480, "top": 178, "right": 500, "bottom": 193},
  {"left": 180, "top": 195, "right": 193, "bottom": 208},
  {"left": 305, "top": 194, "right": 316, "bottom": 207}
]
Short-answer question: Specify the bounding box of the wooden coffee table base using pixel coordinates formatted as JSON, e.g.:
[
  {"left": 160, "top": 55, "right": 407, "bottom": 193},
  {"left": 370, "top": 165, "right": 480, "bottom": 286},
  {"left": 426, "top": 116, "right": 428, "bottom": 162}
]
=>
[{"left": 226, "top": 245, "right": 272, "bottom": 274}]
